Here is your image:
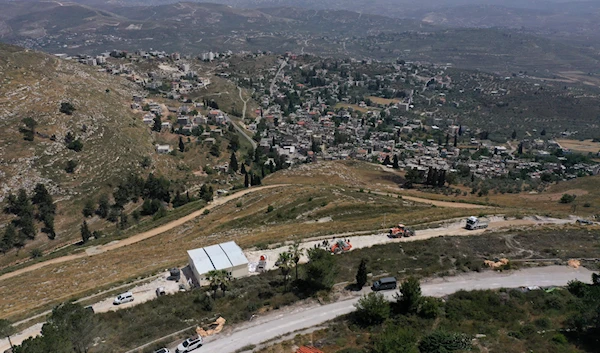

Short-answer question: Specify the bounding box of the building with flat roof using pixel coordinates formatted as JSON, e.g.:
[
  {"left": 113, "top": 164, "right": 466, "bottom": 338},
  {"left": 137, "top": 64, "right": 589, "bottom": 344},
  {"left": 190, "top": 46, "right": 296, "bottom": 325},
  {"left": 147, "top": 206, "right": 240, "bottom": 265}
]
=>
[{"left": 187, "top": 241, "right": 249, "bottom": 284}]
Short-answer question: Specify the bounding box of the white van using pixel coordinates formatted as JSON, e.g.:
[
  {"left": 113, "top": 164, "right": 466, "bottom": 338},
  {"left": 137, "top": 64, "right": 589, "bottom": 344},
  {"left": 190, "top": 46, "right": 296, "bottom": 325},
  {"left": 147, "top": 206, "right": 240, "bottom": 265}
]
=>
[{"left": 113, "top": 292, "right": 134, "bottom": 305}]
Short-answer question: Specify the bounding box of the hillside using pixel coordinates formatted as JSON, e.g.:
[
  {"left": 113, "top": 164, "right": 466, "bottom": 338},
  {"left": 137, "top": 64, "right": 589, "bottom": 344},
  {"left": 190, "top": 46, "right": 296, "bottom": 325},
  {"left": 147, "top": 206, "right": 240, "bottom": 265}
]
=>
[{"left": 0, "top": 43, "right": 154, "bottom": 257}]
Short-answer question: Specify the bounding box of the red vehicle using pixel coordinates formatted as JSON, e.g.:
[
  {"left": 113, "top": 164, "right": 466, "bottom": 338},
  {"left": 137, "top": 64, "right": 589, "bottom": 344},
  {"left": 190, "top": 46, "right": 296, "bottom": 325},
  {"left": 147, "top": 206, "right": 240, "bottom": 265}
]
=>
[
  {"left": 389, "top": 223, "right": 415, "bottom": 238},
  {"left": 330, "top": 240, "right": 352, "bottom": 254}
]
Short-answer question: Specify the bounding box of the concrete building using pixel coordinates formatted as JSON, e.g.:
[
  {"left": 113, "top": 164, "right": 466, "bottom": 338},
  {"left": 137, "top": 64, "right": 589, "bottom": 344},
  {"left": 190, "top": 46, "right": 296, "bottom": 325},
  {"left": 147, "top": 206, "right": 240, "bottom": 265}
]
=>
[{"left": 187, "top": 241, "right": 248, "bottom": 284}]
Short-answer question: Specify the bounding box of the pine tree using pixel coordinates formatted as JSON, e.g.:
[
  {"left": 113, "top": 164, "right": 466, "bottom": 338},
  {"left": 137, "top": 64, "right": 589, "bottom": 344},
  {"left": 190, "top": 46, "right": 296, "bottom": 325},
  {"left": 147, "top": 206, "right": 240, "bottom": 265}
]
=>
[
  {"left": 1, "top": 224, "right": 16, "bottom": 253},
  {"left": 453, "top": 134, "right": 457, "bottom": 147},
  {"left": 178, "top": 136, "right": 184, "bottom": 152},
  {"left": 244, "top": 172, "right": 250, "bottom": 188},
  {"left": 80, "top": 220, "right": 91, "bottom": 244},
  {"left": 229, "top": 152, "right": 238, "bottom": 173},
  {"left": 392, "top": 155, "right": 399, "bottom": 169},
  {"left": 518, "top": 142, "right": 523, "bottom": 155},
  {"left": 240, "top": 164, "right": 246, "bottom": 174},
  {"left": 511, "top": 130, "right": 517, "bottom": 139},
  {"left": 356, "top": 259, "right": 368, "bottom": 288},
  {"left": 445, "top": 133, "right": 449, "bottom": 147},
  {"left": 383, "top": 155, "right": 391, "bottom": 166}
]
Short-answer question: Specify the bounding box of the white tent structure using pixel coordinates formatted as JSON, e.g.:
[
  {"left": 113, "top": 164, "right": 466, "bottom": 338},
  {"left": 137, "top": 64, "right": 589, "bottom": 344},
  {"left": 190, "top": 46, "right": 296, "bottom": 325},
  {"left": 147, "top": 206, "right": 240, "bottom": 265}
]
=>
[{"left": 187, "top": 241, "right": 249, "bottom": 284}]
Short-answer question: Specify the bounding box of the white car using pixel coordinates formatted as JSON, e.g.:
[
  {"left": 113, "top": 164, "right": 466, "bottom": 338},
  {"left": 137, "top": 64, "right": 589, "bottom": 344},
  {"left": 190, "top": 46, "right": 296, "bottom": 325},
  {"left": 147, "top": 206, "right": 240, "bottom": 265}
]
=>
[
  {"left": 113, "top": 292, "right": 134, "bottom": 305},
  {"left": 154, "top": 349, "right": 170, "bottom": 353},
  {"left": 175, "top": 336, "right": 203, "bottom": 353}
]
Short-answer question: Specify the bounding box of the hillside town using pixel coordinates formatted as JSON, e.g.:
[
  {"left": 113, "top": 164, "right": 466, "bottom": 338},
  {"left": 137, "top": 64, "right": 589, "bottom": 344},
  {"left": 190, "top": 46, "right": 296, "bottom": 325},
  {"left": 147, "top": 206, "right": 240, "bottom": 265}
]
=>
[{"left": 55, "top": 48, "right": 600, "bottom": 186}]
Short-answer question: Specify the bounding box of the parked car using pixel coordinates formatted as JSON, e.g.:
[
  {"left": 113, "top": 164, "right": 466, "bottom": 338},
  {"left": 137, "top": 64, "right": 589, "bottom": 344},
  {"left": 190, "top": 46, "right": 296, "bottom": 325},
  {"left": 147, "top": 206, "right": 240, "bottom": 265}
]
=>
[
  {"left": 371, "top": 277, "right": 397, "bottom": 291},
  {"left": 156, "top": 287, "right": 166, "bottom": 297},
  {"left": 154, "top": 349, "right": 170, "bottom": 353},
  {"left": 175, "top": 336, "right": 203, "bottom": 353},
  {"left": 576, "top": 219, "right": 593, "bottom": 225},
  {"left": 113, "top": 292, "right": 134, "bottom": 305}
]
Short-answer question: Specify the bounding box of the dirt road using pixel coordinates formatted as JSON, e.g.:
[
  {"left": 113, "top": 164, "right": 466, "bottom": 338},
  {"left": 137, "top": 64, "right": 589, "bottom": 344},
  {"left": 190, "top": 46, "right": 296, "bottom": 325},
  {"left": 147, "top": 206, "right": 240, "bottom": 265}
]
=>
[
  {"left": 0, "top": 185, "right": 287, "bottom": 282},
  {"left": 401, "top": 195, "right": 489, "bottom": 209},
  {"left": 245, "top": 216, "right": 574, "bottom": 272}
]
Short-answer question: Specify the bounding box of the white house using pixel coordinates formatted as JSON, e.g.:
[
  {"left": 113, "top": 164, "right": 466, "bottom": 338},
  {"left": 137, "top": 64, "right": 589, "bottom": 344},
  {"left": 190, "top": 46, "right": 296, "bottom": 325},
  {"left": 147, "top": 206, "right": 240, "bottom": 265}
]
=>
[
  {"left": 187, "top": 241, "right": 249, "bottom": 285},
  {"left": 156, "top": 144, "right": 172, "bottom": 154}
]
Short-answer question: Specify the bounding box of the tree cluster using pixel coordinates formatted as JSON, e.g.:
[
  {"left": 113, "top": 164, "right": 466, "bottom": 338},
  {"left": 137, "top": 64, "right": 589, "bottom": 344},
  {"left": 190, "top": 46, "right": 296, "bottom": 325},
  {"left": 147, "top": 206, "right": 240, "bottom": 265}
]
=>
[{"left": 2, "top": 184, "right": 56, "bottom": 253}]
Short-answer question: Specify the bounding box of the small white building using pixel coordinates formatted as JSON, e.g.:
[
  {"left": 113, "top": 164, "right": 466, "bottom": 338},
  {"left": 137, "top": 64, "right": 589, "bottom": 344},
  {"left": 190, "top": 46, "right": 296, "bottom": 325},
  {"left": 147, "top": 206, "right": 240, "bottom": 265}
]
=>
[
  {"left": 155, "top": 144, "right": 172, "bottom": 154},
  {"left": 187, "top": 241, "right": 249, "bottom": 284}
]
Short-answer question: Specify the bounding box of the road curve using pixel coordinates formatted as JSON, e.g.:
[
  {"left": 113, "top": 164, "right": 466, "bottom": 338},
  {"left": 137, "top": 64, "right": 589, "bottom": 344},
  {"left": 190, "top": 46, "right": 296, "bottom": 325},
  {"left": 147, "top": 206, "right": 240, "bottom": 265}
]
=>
[
  {"left": 0, "top": 185, "right": 287, "bottom": 282},
  {"left": 198, "top": 266, "right": 593, "bottom": 353}
]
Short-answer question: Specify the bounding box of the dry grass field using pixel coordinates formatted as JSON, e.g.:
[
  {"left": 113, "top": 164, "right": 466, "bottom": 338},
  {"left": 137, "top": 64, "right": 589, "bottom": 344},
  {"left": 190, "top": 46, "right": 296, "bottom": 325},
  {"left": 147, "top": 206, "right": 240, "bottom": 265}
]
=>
[
  {"left": 557, "top": 139, "right": 600, "bottom": 154},
  {"left": 367, "top": 96, "right": 401, "bottom": 105}
]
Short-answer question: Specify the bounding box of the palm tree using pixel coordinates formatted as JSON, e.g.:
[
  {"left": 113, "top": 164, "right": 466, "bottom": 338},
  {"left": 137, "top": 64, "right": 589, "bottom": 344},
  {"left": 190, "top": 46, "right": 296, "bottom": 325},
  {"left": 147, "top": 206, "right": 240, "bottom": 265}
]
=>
[
  {"left": 289, "top": 241, "right": 304, "bottom": 281},
  {"left": 277, "top": 251, "right": 293, "bottom": 291},
  {"left": 206, "top": 270, "right": 230, "bottom": 298}
]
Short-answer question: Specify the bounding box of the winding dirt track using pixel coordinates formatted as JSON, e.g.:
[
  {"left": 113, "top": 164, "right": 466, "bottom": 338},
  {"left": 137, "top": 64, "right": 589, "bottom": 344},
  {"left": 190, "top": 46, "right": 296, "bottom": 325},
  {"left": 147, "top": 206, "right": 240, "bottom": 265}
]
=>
[{"left": 0, "top": 185, "right": 287, "bottom": 282}]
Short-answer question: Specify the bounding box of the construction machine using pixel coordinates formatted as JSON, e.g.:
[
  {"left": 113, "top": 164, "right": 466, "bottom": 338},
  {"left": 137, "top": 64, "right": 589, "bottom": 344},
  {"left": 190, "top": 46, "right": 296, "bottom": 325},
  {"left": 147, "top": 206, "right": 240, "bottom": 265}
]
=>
[
  {"left": 330, "top": 240, "right": 352, "bottom": 254},
  {"left": 389, "top": 223, "right": 415, "bottom": 238}
]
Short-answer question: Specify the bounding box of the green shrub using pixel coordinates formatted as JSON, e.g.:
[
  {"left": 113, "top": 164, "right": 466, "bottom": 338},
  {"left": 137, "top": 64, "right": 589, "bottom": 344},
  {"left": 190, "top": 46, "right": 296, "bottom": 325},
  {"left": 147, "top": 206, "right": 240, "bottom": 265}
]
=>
[
  {"left": 559, "top": 194, "right": 576, "bottom": 204},
  {"left": 419, "top": 330, "right": 471, "bottom": 353},
  {"left": 353, "top": 292, "right": 390, "bottom": 326},
  {"left": 266, "top": 205, "right": 274, "bottom": 213},
  {"left": 29, "top": 248, "right": 43, "bottom": 259},
  {"left": 551, "top": 333, "right": 568, "bottom": 344}
]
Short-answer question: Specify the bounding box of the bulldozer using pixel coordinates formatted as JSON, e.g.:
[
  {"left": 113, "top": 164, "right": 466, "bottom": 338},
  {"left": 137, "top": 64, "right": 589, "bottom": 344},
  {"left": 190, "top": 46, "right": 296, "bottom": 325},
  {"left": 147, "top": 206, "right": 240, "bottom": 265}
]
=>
[
  {"left": 389, "top": 223, "right": 415, "bottom": 238},
  {"left": 330, "top": 240, "right": 352, "bottom": 254}
]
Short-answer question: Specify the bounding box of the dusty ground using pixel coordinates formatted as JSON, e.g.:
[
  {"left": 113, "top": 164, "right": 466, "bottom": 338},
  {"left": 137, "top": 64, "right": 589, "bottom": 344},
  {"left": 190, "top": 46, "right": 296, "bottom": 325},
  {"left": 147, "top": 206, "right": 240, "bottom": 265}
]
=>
[{"left": 557, "top": 139, "right": 600, "bottom": 154}]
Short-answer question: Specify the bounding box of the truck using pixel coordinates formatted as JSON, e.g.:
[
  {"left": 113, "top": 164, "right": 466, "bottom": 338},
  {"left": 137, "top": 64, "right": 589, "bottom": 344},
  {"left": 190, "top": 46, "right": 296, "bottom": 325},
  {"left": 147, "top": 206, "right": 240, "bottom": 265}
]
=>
[
  {"left": 389, "top": 223, "right": 415, "bottom": 238},
  {"left": 465, "top": 216, "right": 489, "bottom": 230}
]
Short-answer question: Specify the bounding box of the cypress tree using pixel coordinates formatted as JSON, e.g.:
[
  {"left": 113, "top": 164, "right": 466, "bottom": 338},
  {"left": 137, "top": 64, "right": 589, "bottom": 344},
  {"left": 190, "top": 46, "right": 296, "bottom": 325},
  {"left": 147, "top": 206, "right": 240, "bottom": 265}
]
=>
[
  {"left": 356, "top": 259, "right": 368, "bottom": 288},
  {"left": 229, "top": 152, "right": 238, "bottom": 173},
  {"left": 244, "top": 172, "right": 250, "bottom": 188},
  {"left": 80, "top": 220, "right": 91, "bottom": 243}
]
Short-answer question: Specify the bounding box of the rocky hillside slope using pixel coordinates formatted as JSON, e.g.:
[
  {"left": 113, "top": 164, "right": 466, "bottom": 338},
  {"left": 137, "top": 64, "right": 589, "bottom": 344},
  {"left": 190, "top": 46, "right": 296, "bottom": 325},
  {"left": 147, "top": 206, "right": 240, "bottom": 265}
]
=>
[{"left": 0, "top": 43, "right": 154, "bottom": 252}]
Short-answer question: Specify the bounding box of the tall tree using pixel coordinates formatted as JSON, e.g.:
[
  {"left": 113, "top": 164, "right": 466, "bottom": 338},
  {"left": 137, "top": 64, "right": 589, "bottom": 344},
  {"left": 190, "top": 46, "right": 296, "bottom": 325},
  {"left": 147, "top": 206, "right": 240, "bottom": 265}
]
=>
[
  {"left": 356, "top": 258, "right": 368, "bottom": 288},
  {"left": 277, "top": 251, "right": 293, "bottom": 291},
  {"left": 453, "top": 134, "right": 457, "bottom": 147},
  {"left": 240, "top": 163, "right": 247, "bottom": 175},
  {"left": 394, "top": 276, "right": 422, "bottom": 314},
  {"left": 152, "top": 115, "right": 162, "bottom": 132},
  {"left": 96, "top": 194, "right": 110, "bottom": 218},
  {"left": 80, "top": 221, "right": 91, "bottom": 244},
  {"left": 0, "top": 319, "right": 15, "bottom": 350},
  {"left": 383, "top": 155, "right": 391, "bottom": 166},
  {"left": 289, "top": 242, "right": 304, "bottom": 281},
  {"left": 244, "top": 172, "right": 250, "bottom": 188},
  {"left": 392, "top": 155, "right": 399, "bottom": 169},
  {"left": 518, "top": 142, "right": 523, "bottom": 155},
  {"left": 178, "top": 136, "right": 184, "bottom": 152},
  {"left": 229, "top": 152, "right": 238, "bottom": 174},
  {"left": 0, "top": 224, "right": 16, "bottom": 254},
  {"left": 445, "top": 133, "right": 449, "bottom": 147},
  {"left": 511, "top": 130, "right": 517, "bottom": 139}
]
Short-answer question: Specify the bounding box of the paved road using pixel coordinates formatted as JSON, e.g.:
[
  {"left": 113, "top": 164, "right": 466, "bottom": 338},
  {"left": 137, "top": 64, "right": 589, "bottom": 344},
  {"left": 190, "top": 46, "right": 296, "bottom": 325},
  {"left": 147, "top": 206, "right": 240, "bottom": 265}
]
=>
[{"left": 174, "top": 266, "right": 593, "bottom": 353}]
